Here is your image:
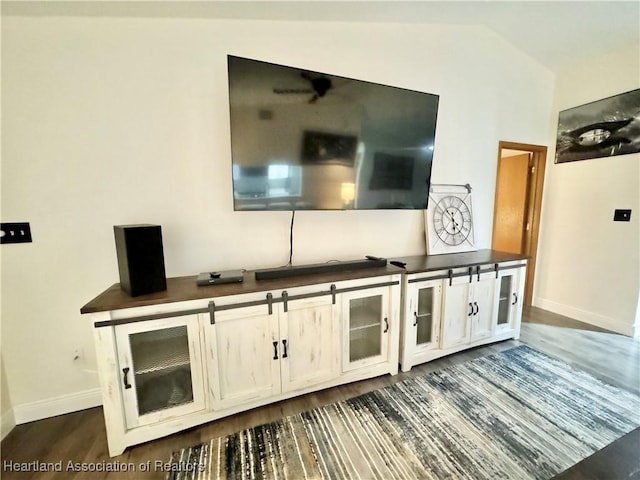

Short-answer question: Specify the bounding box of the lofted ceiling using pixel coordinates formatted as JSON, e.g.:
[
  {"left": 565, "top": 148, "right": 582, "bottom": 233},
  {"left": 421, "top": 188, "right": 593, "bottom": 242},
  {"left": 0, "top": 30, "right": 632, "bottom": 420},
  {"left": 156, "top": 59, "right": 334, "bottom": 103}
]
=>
[{"left": 2, "top": 1, "right": 639, "bottom": 72}]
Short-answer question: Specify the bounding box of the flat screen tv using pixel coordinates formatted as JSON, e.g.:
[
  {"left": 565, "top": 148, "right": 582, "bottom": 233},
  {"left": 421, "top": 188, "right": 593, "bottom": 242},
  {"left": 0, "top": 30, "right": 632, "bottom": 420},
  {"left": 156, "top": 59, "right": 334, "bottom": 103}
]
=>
[{"left": 227, "top": 55, "right": 439, "bottom": 211}]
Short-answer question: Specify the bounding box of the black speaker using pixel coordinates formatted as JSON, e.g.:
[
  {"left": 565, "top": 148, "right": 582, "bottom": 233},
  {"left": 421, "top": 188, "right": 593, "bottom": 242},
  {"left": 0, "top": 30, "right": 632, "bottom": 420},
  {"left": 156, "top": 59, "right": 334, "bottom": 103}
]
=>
[{"left": 114, "top": 224, "right": 167, "bottom": 297}]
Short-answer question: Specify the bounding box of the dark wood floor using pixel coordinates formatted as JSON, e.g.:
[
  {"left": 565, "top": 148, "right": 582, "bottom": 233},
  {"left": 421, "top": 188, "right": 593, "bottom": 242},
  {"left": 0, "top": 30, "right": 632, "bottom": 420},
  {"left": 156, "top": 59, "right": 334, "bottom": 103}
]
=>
[{"left": 2, "top": 306, "right": 638, "bottom": 479}]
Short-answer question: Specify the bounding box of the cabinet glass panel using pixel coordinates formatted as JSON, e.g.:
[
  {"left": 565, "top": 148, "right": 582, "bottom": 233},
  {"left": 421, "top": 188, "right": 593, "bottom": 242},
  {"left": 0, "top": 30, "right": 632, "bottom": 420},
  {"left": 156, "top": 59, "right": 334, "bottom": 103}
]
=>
[
  {"left": 349, "top": 295, "right": 382, "bottom": 362},
  {"left": 129, "top": 326, "right": 194, "bottom": 416},
  {"left": 497, "top": 276, "right": 512, "bottom": 325},
  {"left": 416, "top": 287, "right": 434, "bottom": 345}
]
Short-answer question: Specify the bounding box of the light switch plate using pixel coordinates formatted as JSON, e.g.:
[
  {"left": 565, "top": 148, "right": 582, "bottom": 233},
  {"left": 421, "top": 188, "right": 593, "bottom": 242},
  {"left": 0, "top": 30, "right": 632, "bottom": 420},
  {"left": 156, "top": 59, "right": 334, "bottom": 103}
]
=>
[
  {"left": 0, "top": 222, "right": 32, "bottom": 244},
  {"left": 613, "top": 209, "right": 632, "bottom": 222}
]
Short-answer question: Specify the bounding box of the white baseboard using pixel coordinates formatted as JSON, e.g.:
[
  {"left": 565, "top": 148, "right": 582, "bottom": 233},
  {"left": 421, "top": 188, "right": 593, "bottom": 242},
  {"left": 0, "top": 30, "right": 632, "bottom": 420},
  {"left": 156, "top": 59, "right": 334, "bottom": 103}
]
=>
[
  {"left": 13, "top": 388, "right": 102, "bottom": 425},
  {"left": 533, "top": 297, "right": 635, "bottom": 336},
  {"left": 1, "top": 408, "right": 16, "bottom": 440}
]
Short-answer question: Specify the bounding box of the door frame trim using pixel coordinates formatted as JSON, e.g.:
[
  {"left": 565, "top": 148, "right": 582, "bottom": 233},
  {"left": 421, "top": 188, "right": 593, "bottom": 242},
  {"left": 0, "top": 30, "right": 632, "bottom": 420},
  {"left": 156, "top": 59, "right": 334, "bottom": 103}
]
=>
[{"left": 493, "top": 141, "right": 547, "bottom": 306}]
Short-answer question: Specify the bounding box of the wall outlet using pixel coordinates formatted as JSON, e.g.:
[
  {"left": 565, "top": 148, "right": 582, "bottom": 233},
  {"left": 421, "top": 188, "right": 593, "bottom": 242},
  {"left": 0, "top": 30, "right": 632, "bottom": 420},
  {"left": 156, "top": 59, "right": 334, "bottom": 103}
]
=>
[
  {"left": 0, "top": 222, "right": 32, "bottom": 244},
  {"left": 73, "top": 348, "right": 85, "bottom": 367}
]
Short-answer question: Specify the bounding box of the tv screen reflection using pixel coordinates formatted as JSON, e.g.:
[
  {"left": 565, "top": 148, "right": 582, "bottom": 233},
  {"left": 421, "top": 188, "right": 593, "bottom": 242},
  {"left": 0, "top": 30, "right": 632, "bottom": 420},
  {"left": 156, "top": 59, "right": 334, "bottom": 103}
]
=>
[{"left": 227, "top": 56, "right": 439, "bottom": 211}]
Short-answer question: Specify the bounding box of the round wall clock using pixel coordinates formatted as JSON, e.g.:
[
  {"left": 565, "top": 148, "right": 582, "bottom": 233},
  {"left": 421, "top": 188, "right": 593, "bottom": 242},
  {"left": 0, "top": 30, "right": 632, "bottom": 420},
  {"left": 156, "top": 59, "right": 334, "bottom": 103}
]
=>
[{"left": 425, "top": 184, "right": 476, "bottom": 255}]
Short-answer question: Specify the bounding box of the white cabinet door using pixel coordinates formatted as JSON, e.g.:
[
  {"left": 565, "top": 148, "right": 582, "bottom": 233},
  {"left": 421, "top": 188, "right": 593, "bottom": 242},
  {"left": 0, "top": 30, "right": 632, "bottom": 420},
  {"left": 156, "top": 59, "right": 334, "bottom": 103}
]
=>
[
  {"left": 495, "top": 267, "right": 524, "bottom": 334},
  {"left": 209, "top": 305, "right": 281, "bottom": 410},
  {"left": 115, "top": 315, "right": 205, "bottom": 429},
  {"left": 441, "top": 277, "right": 472, "bottom": 349},
  {"left": 341, "top": 286, "right": 391, "bottom": 372},
  {"left": 469, "top": 273, "right": 497, "bottom": 342},
  {"left": 401, "top": 278, "right": 443, "bottom": 370},
  {"left": 279, "top": 296, "right": 338, "bottom": 392}
]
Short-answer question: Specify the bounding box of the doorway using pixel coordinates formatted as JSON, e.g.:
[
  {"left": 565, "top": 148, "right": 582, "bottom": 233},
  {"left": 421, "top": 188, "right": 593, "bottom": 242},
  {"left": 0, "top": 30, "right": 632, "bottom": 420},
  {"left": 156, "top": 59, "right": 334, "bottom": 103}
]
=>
[{"left": 492, "top": 141, "right": 547, "bottom": 306}]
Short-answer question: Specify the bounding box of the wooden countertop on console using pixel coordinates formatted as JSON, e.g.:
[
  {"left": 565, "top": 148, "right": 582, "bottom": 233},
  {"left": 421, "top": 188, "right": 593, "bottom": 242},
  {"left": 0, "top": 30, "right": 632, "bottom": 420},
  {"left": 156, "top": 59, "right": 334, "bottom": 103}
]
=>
[
  {"left": 80, "top": 250, "right": 527, "bottom": 315},
  {"left": 80, "top": 264, "right": 403, "bottom": 314},
  {"left": 392, "top": 249, "right": 528, "bottom": 275}
]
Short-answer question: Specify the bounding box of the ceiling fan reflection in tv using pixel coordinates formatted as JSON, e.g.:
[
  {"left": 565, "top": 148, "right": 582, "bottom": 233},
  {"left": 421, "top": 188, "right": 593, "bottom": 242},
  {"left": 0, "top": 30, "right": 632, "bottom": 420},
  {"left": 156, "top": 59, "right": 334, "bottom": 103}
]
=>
[{"left": 273, "top": 71, "right": 349, "bottom": 103}]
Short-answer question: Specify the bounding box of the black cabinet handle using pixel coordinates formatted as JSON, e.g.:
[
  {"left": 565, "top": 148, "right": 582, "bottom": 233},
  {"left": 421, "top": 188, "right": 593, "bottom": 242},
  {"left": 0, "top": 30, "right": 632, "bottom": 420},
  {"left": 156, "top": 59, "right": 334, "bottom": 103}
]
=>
[
  {"left": 282, "top": 339, "right": 288, "bottom": 358},
  {"left": 413, "top": 312, "right": 418, "bottom": 327},
  {"left": 383, "top": 317, "right": 389, "bottom": 333},
  {"left": 512, "top": 293, "right": 518, "bottom": 305},
  {"left": 473, "top": 302, "right": 479, "bottom": 315},
  {"left": 468, "top": 303, "right": 473, "bottom": 317},
  {"left": 123, "top": 367, "right": 132, "bottom": 389},
  {"left": 272, "top": 341, "right": 279, "bottom": 360}
]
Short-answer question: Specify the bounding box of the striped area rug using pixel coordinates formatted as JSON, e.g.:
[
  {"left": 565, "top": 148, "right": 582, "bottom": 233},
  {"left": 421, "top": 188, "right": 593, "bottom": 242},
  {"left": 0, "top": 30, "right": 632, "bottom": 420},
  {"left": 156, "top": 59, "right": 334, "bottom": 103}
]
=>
[{"left": 167, "top": 345, "right": 640, "bottom": 480}]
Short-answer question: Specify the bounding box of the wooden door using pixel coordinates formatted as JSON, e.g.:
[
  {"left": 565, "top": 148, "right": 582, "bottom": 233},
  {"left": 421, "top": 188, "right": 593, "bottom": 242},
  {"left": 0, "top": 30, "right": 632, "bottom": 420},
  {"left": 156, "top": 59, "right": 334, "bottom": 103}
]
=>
[
  {"left": 493, "top": 153, "right": 530, "bottom": 254},
  {"left": 493, "top": 142, "right": 547, "bottom": 306},
  {"left": 279, "top": 296, "right": 338, "bottom": 392}
]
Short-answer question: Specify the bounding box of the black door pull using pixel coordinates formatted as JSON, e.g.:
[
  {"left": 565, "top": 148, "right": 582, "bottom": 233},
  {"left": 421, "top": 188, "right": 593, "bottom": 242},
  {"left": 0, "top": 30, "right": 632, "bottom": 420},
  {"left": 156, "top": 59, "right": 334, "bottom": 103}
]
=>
[
  {"left": 282, "top": 339, "right": 288, "bottom": 358},
  {"left": 123, "top": 367, "right": 132, "bottom": 389},
  {"left": 272, "top": 341, "right": 279, "bottom": 360}
]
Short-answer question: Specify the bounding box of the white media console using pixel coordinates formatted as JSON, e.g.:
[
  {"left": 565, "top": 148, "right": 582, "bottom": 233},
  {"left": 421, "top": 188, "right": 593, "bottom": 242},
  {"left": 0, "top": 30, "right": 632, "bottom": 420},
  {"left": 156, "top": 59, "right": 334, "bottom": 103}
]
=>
[{"left": 81, "top": 250, "right": 526, "bottom": 456}]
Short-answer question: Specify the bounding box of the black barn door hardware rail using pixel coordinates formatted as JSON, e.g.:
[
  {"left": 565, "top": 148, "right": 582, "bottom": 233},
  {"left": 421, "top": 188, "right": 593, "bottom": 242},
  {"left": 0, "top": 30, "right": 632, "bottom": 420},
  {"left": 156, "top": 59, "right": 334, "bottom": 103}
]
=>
[{"left": 94, "top": 280, "right": 400, "bottom": 327}]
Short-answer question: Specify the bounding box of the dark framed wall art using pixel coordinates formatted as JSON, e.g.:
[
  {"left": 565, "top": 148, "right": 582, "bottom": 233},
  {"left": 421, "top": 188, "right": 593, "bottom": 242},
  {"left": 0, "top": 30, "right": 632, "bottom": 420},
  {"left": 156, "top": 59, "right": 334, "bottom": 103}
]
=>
[
  {"left": 555, "top": 88, "right": 640, "bottom": 164},
  {"left": 301, "top": 130, "right": 358, "bottom": 166}
]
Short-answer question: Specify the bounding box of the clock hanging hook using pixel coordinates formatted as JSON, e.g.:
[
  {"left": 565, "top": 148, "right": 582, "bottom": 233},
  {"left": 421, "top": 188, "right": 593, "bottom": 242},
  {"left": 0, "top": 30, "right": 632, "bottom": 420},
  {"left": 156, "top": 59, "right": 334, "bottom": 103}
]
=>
[{"left": 429, "top": 183, "right": 473, "bottom": 193}]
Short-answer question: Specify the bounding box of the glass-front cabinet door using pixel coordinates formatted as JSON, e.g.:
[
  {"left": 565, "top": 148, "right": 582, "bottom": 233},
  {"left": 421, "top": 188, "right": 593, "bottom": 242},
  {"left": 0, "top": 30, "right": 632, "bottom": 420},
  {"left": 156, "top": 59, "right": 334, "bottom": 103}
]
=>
[
  {"left": 400, "top": 278, "right": 443, "bottom": 371},
  {"left": 115, "top": 315, "right": 205, "bottom": 429},
  {"left": 413, "top": 282, "right": 442, "bottom": 349},
  {"left": 341, "top": 286, "right": 390, "bottom": 372},
  {"left": 495, "top": 269, "right": 520, "bottom": 333}
]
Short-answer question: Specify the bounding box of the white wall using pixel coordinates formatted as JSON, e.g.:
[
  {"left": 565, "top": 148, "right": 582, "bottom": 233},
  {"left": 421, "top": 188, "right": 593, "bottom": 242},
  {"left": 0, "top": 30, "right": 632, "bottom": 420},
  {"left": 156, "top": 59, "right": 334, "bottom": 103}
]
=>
[
  {"left": 535, "top": 45, "right": 640, "bottom": 336},
  {"left": 1, "top": 14, "right": 554, "bottom": 420}
]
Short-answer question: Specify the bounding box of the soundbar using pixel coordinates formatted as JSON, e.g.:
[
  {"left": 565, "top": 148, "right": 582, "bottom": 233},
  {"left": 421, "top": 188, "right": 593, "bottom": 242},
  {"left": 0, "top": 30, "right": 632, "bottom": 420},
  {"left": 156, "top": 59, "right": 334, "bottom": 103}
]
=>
[{"left": 255, "top": 257, "right": 387, "bottom": 280}]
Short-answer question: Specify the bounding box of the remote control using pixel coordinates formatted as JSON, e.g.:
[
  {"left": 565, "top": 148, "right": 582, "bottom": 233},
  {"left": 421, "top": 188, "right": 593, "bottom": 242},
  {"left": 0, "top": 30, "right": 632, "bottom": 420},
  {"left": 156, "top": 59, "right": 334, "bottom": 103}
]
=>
[{"left": 390, "top": 260, "right": 407, "bottom": 268}]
